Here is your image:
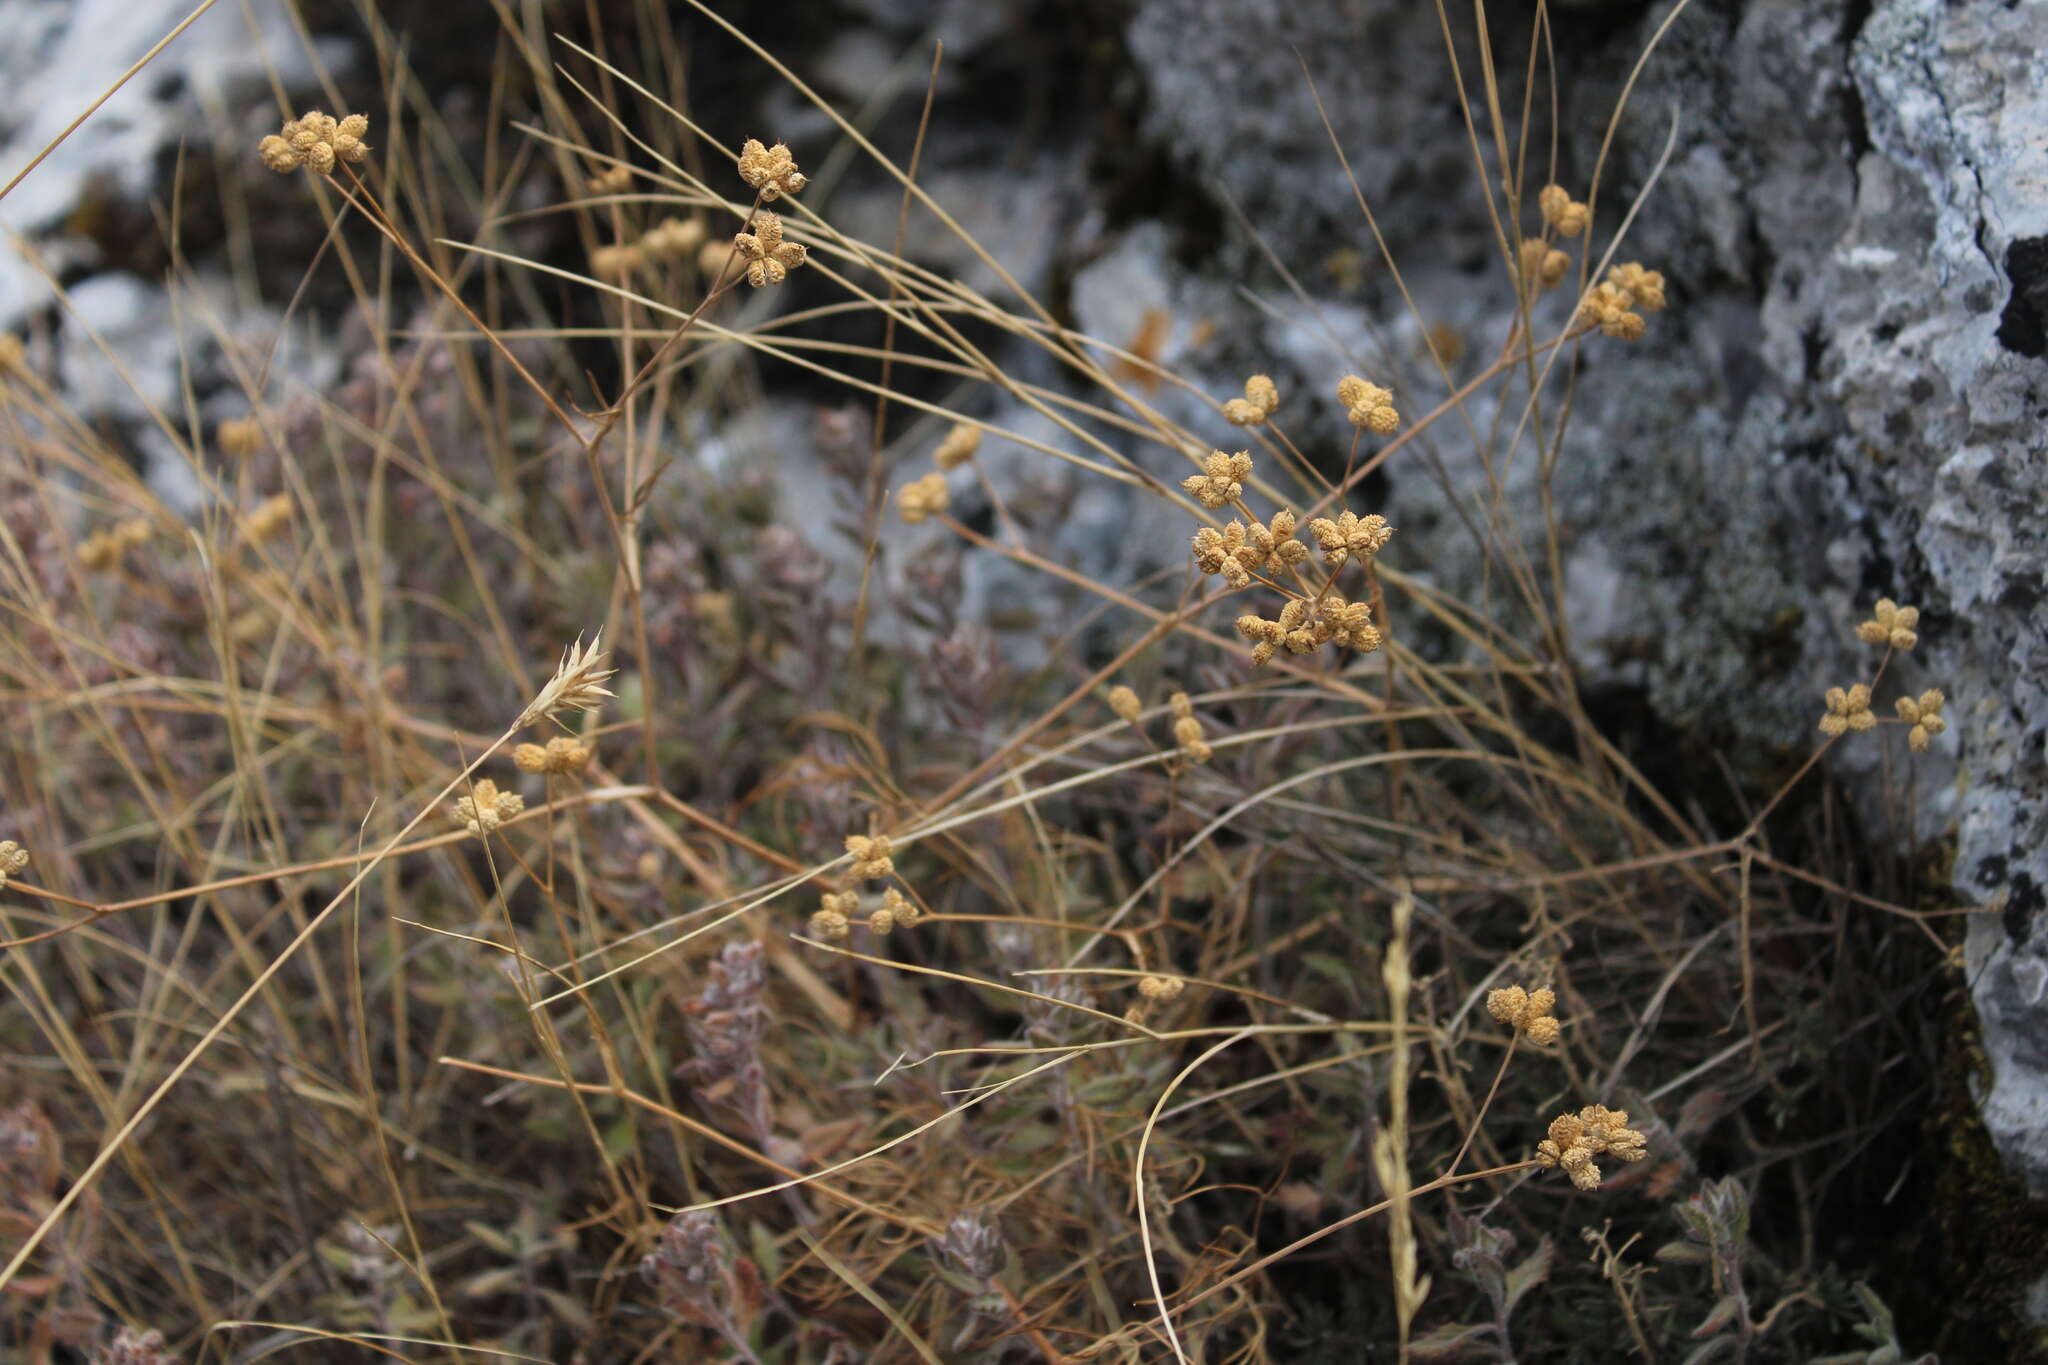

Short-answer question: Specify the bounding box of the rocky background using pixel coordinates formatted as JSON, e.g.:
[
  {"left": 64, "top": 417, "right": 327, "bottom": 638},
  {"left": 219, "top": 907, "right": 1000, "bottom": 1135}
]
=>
[{"left": 5, "top": 0, "right": 2044, "bottom": 1307}]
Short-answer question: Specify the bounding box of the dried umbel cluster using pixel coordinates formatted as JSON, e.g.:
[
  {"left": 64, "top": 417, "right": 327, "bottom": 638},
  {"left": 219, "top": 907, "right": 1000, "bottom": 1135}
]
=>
[
  {"left": 810, "top": 885, "right": 924, "bottom": 939},
  {"left": 0, "top": 839, "right": 28, "bottom": 891},
  {"left": 1857, "top": 597, "right": 1919, "bottom": 650},
  {"left": 1577, "top": 262, "right": 1667, "bottom": 341},
  {"left": 1137, "top": 973, "right": 1184, "bottom": 1001},
  {"left": 737, "top": 138, "right": 807, "bottom": 200},
  {"left": 897, "top": 472, "right": 949, "bottom": 524},
  {"left": 258, "top": 111, "right": 370, "bottom": 175},
  {"left": 1181, "top": 386, "right": 1399, "bottom": 669},
  {"left": 1486, "top": 984, "right": 1561, "bottom": 1046},
  {"left": 217, "top": 416, "right": 265, "bottom": 459},
  {"left": 1222, "top": 374, "right": 1280, "bottom": 427},
  {"left": 77, "top": 518, "right": 151, "bottom": 571},
  {"left": 933, "top": 422, "right": 982, "bottom": 470},
  {"left": 514, "top": 735, "right": 593, "bottom": 775},
  {"left": 1820, "top": 596, "right": 1950, "bottom": 753},
  {"left": 732, "top": 212, "right": 807, "bottom": 288},
  {"left": 1168, "top": 691, "right": 1213, "bottom": 764},
  {"left": 1534, "top": 1105, "right": 1648, "bottom": 1191},
  {"left": 811, "top": 835, "right": 929, "bottom": 938},
  {"left": 1537, "top": 184, "right": 1590, "bottom": 238},
  {"left": 1336, "top": 374, "right": 1400, "bottom": 433},
  {"left": 452, "top": 779, "right": 524, "bottom": 838}
]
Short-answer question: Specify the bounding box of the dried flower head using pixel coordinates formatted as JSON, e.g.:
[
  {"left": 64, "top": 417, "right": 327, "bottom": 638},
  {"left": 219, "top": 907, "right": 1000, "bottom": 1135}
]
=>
[
  {"left": 519, "top": 635, "right": 616, "bottom": 727},
  {"left": 514, "top": 735, "right": 593, "bottom": 775},
  {"left": 1518, "top": 239, "right": 1571, "bottom": 293},
  {"left": 1168, "top": 692, "right": 1213, "bottom": 763},
  {"left": 1576, "top": 283, "right": 1647, "bottom": 340},
  {"left": 1107, "top": 684, "right": 1143, "bottom": 723},
  {"left": 845, "top": 833, "right": 895, "bottom": 881},
  {"left": 1855, "top": 597, "right": 1920, "bottom": 650},
  {"left": 1192, "top": 511, "right": 1308, "bottom": 589},
  {"left": 1307, "top": 509, "right": 1393, "bottom": 567},
  {"left": 1896, "top": 688, "right": 1947, "bottom": 752},
  {"left": 1335, "top": 375, "right": 1400, "bottom": 433},
  {"left": 217, "top": 416, "right": 265, "bottom": 459},
  {"left": 643, "top": 217, "right": 706, "bottom": 259},
  {"left": 259, "top": 111, "right": 370, "bottom": 175},
  {"left": 585, "top": 165, "right": 633, "bottom": 196},
  {"left": 737, "top": 139, "right": 807, "bottom": 200},
  {"left": 1138, "top": 974, "right": 1185, "bottom": 1001},
  {"left": 1537, "top": 184, "right": 1589, "bottom": 237},
  {"left": 732, "top": 212, "right": 807, "bottom": 287},
  {"left": 867, "top": 906, "right": 897, "bottom": 934},
  {"left": 933, "top": 422, "right": 982, "bottom": 470},
  {"left": 591, "top": 243, "right": 643, "bottom": 280},
  {"left": 78, "top": 517, "right": 153, "bottom": 571},
  {"left": 897, "top": 472, "right": 949, "bottom": 524},
  {"left": 1183, "top": 450, "right": 1254, "bottom": 508},
  {"left": 881, "top": 886, "right": 922, "bottom": 928},
  {"left": 1487, "top": 985, "right": 1561, "bottom": 1046},
  {"left": 1819, "top": 684, "right": 1877, "bottom": 737},
  {"left": 1222, "top": 374, "right": 1280, "bottom": 426},
  {"left": 810, "top": 890, "right": 858, "bottom": 940},
  {"left": 1235, "top": 593, "right": 1382, "bottom": 666},
  {"left": 1534, "top": 1104, "right": 1647, "bottom": 1190},
  {"left": 1607, "top": 262, "right": 1666, "bottom": 313},
  {"left": 0, "top": 840, "right": 28, "bottom": 891},
  {"left": 246, "top": 494, "right": 293, "bottom": 543},
  {"left": 453, "top": 779, "right": 525, "bottom": 837}
]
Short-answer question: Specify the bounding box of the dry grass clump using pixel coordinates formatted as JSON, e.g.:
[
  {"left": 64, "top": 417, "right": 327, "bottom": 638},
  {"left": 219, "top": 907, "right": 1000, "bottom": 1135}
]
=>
[{"left": 0, "top": 2, "right": 1980, "bottom": 1362}]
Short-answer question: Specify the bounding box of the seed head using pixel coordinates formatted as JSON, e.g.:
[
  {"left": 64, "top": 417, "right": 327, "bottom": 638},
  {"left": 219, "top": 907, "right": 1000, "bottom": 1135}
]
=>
[
  {"left": 453, "top": 779, "right": 524, "bottom": 838},
  {"left": 1576, "top": 275, "right": 1659, "bottom": 341},
  {"left": 1855, "top": 597, "right": 1920, "bottom": 650},
  {"left": 1819, "top": 684, "right": 1877, "bottom": 737},
  {"left": 933, "top": 422, "right": 982, "bottom": 470},
  {"left": 519, "top": 634, "right": 616, "bottom": 728},
  {"left": 732, "top": 212, "right": 807, "bottom": 288},
  {"left": 1307, "top": 509, "right": 1393, "bottom": 567},
  {"left": 1222, "top": 374, "right": 1280, "bottom": 426},
  {"left": 1895, "top": 688, "right": 1947, "bottom": 752},
  {"left": 810, "top": 890, "right": 859, "bottom": 940},
  {"left": 1335, "top": 376, "right": 1399, "bottom": 433},
  {"left": 1107, "top": 684, "right": 1142, "bottom": 723},
  {"left": 591, "top": 243, "right": 644, "bottom": 280},
  {"left": 1137, "top": 974, "right": 1184, "bottom": 1001},
  {"left": 737, "top": 139, "right": 807, "bottom": 201},
  {"left": 1487, "top": 984, "right": 1561, "bottom": 1045},
  {"left": 1537, "top": 184, "right": 1589, "bottom": 237},
  {"left": 217, "top": 416, "right": 265, "bottom": 459},
  {"left": 585, "top": 165, "right": 633, "bottom": 196},
  {"left": 897, "top": 472, "right": 949, "bottom": 524},
  {"left": 1183, "top": 450, "right": 1253, "bottom": 508},
  {"left": 259, "top": 111, "right": 370, "bottom": 175},
  {"left": 0, "top": 840, "right": 28, "bottom": 891},
  {"left": 1518, "top": 239, "right": 1571, "bottom": 293},
  {"left": 1607, "top": 262, "right": 1666, "bottom": 313},
  {"left": 642, "top": 217, "right": 706, "bottom": 259},
  {"left": 515, "top": 735, "right": 593, "bottom": 775},
  {"left": 881, "top": 886, "right": 921, "bottom": 928},
  {"left": 1534, "top": 1104, "right": 1647, "bottom": 1190},
  {"left": 245, "top": 494, "right": 293, "bottom": 543},
  {"left": 845, "top": 834, "right": 894, "bottom": 881}
]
